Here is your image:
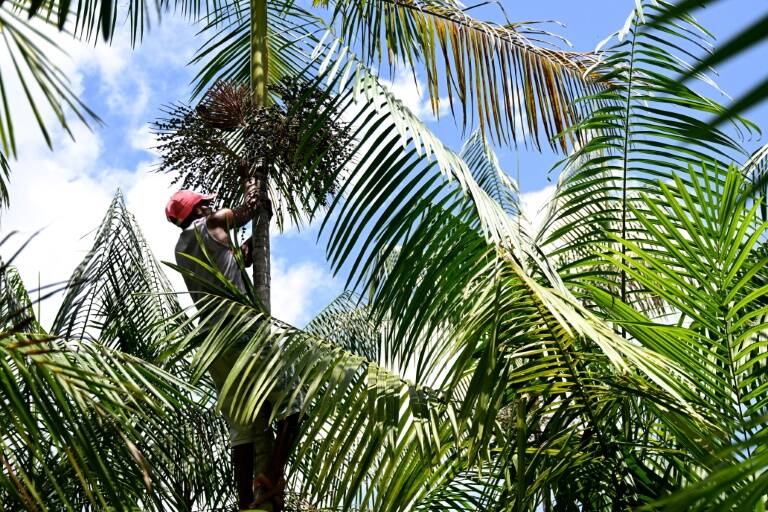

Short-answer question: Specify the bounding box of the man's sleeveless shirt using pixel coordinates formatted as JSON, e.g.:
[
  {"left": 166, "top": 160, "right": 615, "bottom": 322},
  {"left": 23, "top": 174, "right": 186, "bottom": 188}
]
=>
[{"left": 175, "top": 218, "right": 247, "bottom": 314}]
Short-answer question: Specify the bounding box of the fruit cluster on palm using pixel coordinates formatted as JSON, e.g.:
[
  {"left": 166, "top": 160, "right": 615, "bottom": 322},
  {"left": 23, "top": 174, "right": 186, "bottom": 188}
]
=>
[{"left": 4, "top": 0, "right": 768, "bottom": 511}]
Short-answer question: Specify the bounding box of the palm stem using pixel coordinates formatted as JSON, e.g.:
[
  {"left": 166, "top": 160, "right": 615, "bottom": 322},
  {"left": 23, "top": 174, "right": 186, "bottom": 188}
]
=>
[
  {"left": 250, "top": 0, "right": 271, "bottom": 313},
  {"left": 251, "top": 0, "right": 269, "bottom": 106}
]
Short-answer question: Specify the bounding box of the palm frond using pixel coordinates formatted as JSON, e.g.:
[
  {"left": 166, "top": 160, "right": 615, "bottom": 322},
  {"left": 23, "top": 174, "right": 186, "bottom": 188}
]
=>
[
  {"left": 352, "top": 191, "right": 701, "bottom": 509},
  {"left": 189, "top": 0, "right": 316, "bottom": 100},
  {"left": 2, "top": 195, "right": 238, "bottom": 510},
  {"left": 0, "top": 2, "right": 99, "bottom": 209},
  {"left": 649, "top": 425, "right": 768, "bottom": 511},
  {"left": 23, "top": 0, "right": 222, "bottom": 44},
  {"left": 0, "top": 328, "right": 203, "bottom": 509},
  {"left": 459, "top": 129, "right": 520, "bottom": 219},
  {"left": 0, "top": 265, "right": 44, "bottom": 333},
  {"left": 538, "top": 0, "right": 753, "bottom": 312},
  {"left": 743, "top": 142, "right": 768, "bottom": 220},
  {"left": 649, "top": 0, "right": 768, "bottom": 130},
  {"left": 305, "top": 290, "right": 379, "bottom": 360},
  {"left": 53, "top": 191, "right": 190, "bottom": 358},
  {"left": 0, "top": 152, "right": 8, "bottom": 208},
  {"left": 590, "top": 164, "right": 768, "bottom": 508},
  {"left": 300, "top": 49, "right": 710, "bottom": 503},
  {"left": 159, "top": 286, "right": 470, "bottom": 511},
  {"left": 314, "top": 0, "right": 603, "bottom": 150}
]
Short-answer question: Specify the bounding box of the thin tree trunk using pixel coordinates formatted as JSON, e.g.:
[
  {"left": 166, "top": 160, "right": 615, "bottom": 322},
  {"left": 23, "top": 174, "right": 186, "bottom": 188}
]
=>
[{"left": 250, "top": 0, "right": 271, "bottom": 313}]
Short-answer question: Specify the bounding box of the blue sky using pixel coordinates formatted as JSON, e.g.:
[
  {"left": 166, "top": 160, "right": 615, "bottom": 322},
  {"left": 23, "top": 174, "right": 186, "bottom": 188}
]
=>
[{"left": 3, "top": 0, "right": 767, "bottom": 329}]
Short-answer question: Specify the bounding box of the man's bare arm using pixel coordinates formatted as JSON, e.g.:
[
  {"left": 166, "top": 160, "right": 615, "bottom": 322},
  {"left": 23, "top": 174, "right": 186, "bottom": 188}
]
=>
[{"left": 206, "top": 174, "right": 259, "bottom": 231}]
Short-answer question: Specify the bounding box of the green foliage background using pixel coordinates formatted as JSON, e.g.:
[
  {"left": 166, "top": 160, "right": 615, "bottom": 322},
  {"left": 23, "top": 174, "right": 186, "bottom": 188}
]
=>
[{"left": 3, "top": 0, "right": 768, "bottom": 510}]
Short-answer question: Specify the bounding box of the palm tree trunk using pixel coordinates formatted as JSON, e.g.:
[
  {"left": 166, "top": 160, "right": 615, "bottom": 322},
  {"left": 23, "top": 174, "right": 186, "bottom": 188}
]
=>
[{"left": 250, "top": 0, "right": 271, "bottom": 313}]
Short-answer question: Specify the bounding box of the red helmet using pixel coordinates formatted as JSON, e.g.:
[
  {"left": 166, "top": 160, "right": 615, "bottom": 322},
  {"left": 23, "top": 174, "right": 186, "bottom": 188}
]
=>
[{"left": 165, "top": 190, "right": 215, "bottom": 226}]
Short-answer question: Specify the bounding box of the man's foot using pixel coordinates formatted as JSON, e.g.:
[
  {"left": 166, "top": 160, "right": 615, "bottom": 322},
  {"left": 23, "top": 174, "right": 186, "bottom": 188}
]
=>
[
  {"left": 248, "top": 473, "right": 285, "bottom": 512},
  {"left": 241, "top": 491, "right": 274, "bottom": 512}
]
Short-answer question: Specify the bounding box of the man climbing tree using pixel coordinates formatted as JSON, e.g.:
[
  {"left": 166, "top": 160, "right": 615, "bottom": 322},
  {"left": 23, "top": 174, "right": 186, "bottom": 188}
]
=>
[
  {"left": 165, "top": 180, "right": 301, "bottom": 511},
  {"left": 155, "top": 70, "right": 349, "bottom": 511}
]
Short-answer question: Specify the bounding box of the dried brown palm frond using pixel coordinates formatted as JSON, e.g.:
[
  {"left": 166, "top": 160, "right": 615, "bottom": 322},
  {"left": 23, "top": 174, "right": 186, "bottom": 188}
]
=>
[
  {"left": 315, "top": 0, "right": 604, "bottom": 151},
  {"left": 196, "top": 82, "right": 254, "bottom": 131}
]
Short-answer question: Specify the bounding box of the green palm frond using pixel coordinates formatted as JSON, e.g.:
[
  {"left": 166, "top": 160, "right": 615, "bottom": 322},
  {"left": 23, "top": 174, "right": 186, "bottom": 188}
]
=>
[
  {"left": 159, "top": 285, "right": 468, "bottom": 511},
  {"left": 306, "top": 283, "right": 504, "bottom": 508},
  {"left": 0, "top": 195, "right": 238, "bottom": 510},
  {"left": 354, "top": 193, "right": 698, "bottom": 509},
  {"left": 190, "top": 0, "right": 313, "bottom": 100},
  {"left": 413, "top": 472, "right": 498, "bottom": 511},
  {"left": 313, "top": 0, "right": 603, "bottom": 150},
  {"left": 590, "top": 164, "right": 768, "bottom": 508},
  {"left": 459, "top": 130, "right": 520, "bottom": 219},
  {"left": 53, "top": 191, "right": 189, "bottom": 358},
  {"left": 605, "top": 165, "right": 768, "bottom": 432},
  {"left": 0, "top": 265, "right": 44, "bottom": 333},
  {"left": 538, "top": 0, "right": 753, "bottom": 311},
  {"left": 649, "top": 426, "right": 768, "bottom": 511},
  {"left": 305, "top": 290, "right": 380, "bottom": 361},
  {"left": 0, "top": 328, "right": 202, "bottom": 509},
  {"left": 305, "top": 291, "right": 500, "bottom": 509},
  {"left": 744, "top": 142, "right": 768, "bottom": 220},
  {"left": 0, "top": 2, "right": 99, "bottom": 209},
  {"left": 300, "top": 63, "right": 708, "bottom": 504},
  {"left": 0, "top": 152, "right": 8, "bottom": 207},
  {"left": 0, "top": 2, "right": 98, "bottom": 151},
  {"left": 649, "top": 0, "right": 768, "bottom": 129},
  {"left": 22, "top": 0, "right": 221, "bottom": 44}
]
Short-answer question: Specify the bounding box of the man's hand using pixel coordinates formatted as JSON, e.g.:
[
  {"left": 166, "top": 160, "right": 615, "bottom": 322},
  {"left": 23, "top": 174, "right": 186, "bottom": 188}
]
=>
[
  {"left": 206, "top": 174, "right": 260, "bottom": 233},
  {"left": 240, "top": 239, "right": 253, "bottom": 267},
  {"left": 237, "top": 160, "right": 251, "bottom": 179}
]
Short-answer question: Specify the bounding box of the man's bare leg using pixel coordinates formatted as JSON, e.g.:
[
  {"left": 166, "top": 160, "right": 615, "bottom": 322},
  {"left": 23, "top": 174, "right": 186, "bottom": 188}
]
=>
[
  {"left": 249, "top": 409, "right": 276, "bottom": 511},
  {"left": 233, "top": 443, "right": 255, "bottom": 509},
  {"left": 263, "top": 413, "right": 301, "bottom": 512},
  {"left": 270, "top": 413, "right": 301, "bottom": 480}
]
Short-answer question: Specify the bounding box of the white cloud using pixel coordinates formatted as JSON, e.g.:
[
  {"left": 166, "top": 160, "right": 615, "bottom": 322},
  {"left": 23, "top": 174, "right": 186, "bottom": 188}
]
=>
[
  {"left": 379, "top": 68, "right": 450, "bottom": 122},
  {"left": 2, "top": 127, "right": 115, "bottom": 328},
  {"left": 271, "top": 258, "right": 335, "bottom": 327},
  {"left": 130, "top": 124, "right": 160, "bottom": 155},
  {"left": 520, "top": 184, "right": 556, "bottom": 235}
]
